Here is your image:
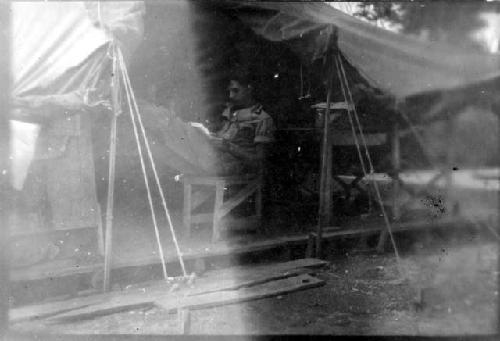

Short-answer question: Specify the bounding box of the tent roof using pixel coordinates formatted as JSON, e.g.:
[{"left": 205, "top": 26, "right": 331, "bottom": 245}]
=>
[
  {"left": 12, "top": 1, "right": 500, "bottom": 101},
  {"left": 224, "top": 1, "right": 500, "bottom": 99},
  {"left": 12, "top": 1, "right": 144, "bottom": 97}
]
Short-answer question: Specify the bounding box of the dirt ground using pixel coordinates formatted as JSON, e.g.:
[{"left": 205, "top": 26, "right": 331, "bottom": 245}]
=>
[{"left": 10, "top": 228, "right": 499, "bottom": 336}]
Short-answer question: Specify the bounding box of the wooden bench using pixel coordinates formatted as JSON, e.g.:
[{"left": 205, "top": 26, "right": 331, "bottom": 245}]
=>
[{"left": 182, "top": 174, "right": 262, "bottom": 242}]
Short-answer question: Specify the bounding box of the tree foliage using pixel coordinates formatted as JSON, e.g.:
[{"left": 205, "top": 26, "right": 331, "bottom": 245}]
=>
[{"left": 354, "top": 1, "right": 496, "bottom": 50}]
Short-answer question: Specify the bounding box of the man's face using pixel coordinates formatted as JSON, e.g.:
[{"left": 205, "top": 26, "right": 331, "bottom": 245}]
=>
[{"left": 228, "top": 80, "right": 252, "bottom": 107}]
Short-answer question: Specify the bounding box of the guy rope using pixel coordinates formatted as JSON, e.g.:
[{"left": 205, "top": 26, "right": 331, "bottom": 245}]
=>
[
  {"left": 335, "top": 53, "right": 406, "bottom": 280},
  {"left": 102, "top": 43, "right": 188, "bottom": 291}
]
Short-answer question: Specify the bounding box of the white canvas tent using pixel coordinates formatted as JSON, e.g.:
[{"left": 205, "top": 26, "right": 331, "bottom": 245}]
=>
[
  {"left": 11, "top": 0, "right": 500, "bottom": 186},
  {"left": 8, "top": 0, "right": 500, "bottom": 270}
]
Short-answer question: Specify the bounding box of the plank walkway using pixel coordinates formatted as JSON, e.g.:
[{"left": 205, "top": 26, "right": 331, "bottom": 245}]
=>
[
  {"left": 10, "top": 216, "right": 478, "bottom": 283},
  {"left": 11, "top": 258, "right": 328, "bottom": 323}
]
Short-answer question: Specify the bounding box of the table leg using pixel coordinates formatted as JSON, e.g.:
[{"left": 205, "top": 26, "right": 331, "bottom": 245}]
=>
[
  {"left": 183, "top": 183, "right": 192, "bottom": 238},
  {"left": 212, "top": 181, "right": 224, "bottom": 242}
]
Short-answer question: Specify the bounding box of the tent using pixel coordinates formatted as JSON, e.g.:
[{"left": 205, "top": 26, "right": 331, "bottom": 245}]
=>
[
  {"left": 10, "top": 1, "right": 144, "bottom": 267},
  {"left": 9, "top": 1, "right": 500, "bottom": 267}
]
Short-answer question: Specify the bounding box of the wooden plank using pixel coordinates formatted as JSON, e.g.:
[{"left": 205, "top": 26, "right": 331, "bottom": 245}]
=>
[
  {"left": 219, "top": 180, "right": 259, "bottom": 218},
  {"left": 330, "top": 132, "right": 386, "bottom": 146},
  {"left": 10, "top": 212, "right": 476, "bottom": 283},
  {"left": 10, "top": 258, "right": 328, "bottom": 323},
  {"left": 47, "top": 271, "right": 324, "bottom": 323},
  {"left": 183, "top": 175, "right": 257, "bottom": 186},
  {"left": 186, "top": 258, "right": 328, "bottom": 296},
  {"left": 9, "top": 225, "right": 99, "bottom": 238},
  {"left": 10, "top": 238, "right": 289, "bottom": 282},
  {"left": 10, "top": 260, "right": 102, "bottom": 282},
  {"left": 10, "top": 295, "right": 109, "bottom": 323},
  {"left": 156, "top": 274, "right": 324, "bottom": 312},
  {"left": 50, "top": 274, "right": 324, "bottom": 323}
]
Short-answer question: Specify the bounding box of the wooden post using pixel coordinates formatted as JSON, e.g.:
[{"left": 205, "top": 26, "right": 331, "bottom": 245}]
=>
[
  {"left": 255, "top": 182, "right": 263, "bottom": 220},
  {"left": 316, "top": 28, "right": 337, "bottom": 259},
  {"left": 316, "top": 78, "right": 333, "bottom": 259},
  {"left": 212, "top": 180, "right": 224, "bottom": 242},
  {"left": 0, "top": 2, "right": 10, "bottom": 333},
  {"left": 183, "top": 182, "right": 192, "bottom": 238},
  {"left": 305, "top": 232, "right": 316, "bottom": 258},
  {"left": 178, "top": 308, "right": 191, "bottom": 334},
  {"left": 445, "top": 113, "right": 457, "bottom": 216},
  {"left": 325, "top": 116, "right": 333, "bottom": 223},
  {"left": 377, "top": 120, "right": 400, "bottom": 252},
  {"left": 103, "top": 46, "right": 121, "bottom": 292},
  {"left": 96, "top": 204, "right": 105, "bottom": 255},
  {"left": 103, "top": 115, "right": 117, "bottom": 292},
  {"left": 391, "top": 121, "right": 401, "bottom": 221}
]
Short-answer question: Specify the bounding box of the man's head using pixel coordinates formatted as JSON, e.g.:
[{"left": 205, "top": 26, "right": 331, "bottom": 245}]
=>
[{"left": 227, "top": 72, "right": 254, "bottom": 108}]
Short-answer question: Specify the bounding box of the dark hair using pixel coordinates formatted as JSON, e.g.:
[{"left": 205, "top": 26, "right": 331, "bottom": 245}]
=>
[{"left": 228, "top": 68, "right": 254, "bottom": 88}]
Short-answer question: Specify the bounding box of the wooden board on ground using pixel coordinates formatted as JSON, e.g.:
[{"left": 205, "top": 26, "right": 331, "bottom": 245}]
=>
[
  {"left": 185, "top": 258, "right": 328, "bottom": 296},
  {"left": 47, "top": 275, "right": 324, "bottom": 324},
  {"left": 10, "top": 258, "right": 328, "bottom": 323},
  {"left": 52, "top": 274, "right": 324, "bottom": 323},
  {"left": 156, "top": 274, "right": 324, "bottom": 312}
]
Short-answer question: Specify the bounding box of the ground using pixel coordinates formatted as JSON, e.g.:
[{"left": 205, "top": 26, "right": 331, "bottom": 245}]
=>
[{"left": 11, "top": 228, "right": 499, "bottom": 336}]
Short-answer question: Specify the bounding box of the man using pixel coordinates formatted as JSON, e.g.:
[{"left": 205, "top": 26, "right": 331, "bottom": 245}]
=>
[{"left": 209, "top": 74, "right": 275, "bottom": 175}]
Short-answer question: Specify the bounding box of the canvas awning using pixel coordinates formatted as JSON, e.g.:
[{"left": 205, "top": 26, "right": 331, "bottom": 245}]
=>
[
  {"left": 12, "top": 1, "right": 500, "bottom": 111},
  {"left": 12, "top": 1, "right": 144, "bottom": 98},
  {"left": 227, "top": 1, "right": 500, "bottom": 99},
  {"left": 10, "top": 1, "right": 500, "bottom": 189}
]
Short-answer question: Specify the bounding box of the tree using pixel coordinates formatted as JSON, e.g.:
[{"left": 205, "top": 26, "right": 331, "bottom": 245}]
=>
[{"left": 355, "top": 1, "right": 497, "bottom": 51}]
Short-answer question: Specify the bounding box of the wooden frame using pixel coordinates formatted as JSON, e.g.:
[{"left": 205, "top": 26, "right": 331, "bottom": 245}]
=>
[
  {"left": 376, "top": 115, "right": 461, "bottom": 251},
  {"left": 182, "top": 174, "right": 263, "bottom": 242}
]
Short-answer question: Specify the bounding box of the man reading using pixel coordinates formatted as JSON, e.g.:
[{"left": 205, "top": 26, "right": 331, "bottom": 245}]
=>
[{"left": 208, "top": 73, "right": 275, "bottom": 175}]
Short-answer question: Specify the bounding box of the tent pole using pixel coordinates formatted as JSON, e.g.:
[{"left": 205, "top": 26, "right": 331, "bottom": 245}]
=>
[
  {"left": 495, "top": 103, "right": 500, "bottom": 341},
  {"left": 103, "top": 47, "right": 121, "bottom": 292},
  {"left": 103, "top": 114, "right": 117, "bottom": 292},
  {"left": 316, "top": 27, "right": 337, "bottom": 259},
  {"left": 445, "top": 113, "right": 457, "bottom": 216},
  {"left": 316, "top": 61, "right": 334, "bottom": 259}
]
